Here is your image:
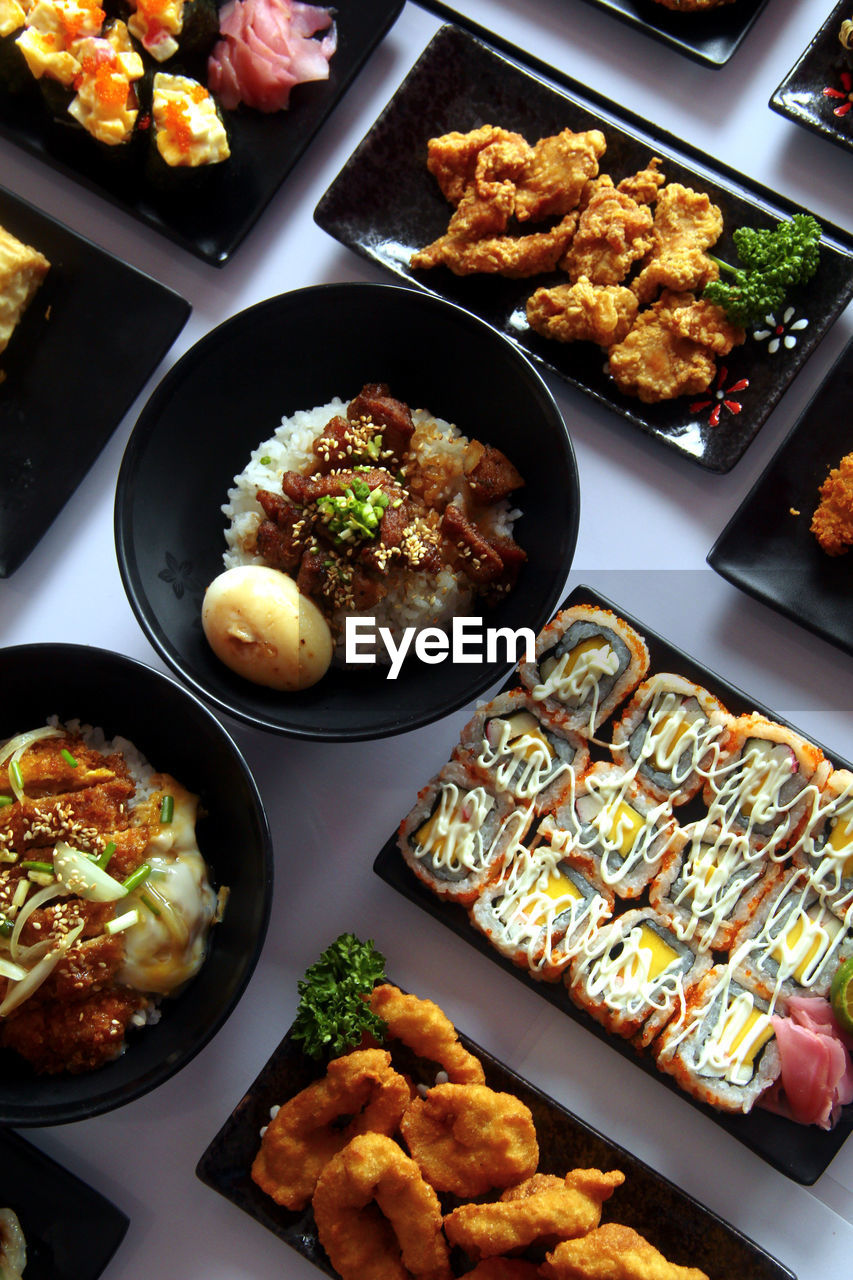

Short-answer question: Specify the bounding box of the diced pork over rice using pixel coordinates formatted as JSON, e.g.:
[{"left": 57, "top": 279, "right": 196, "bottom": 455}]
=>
[{"left": 221, "top": 387, "right": 525, "bottom": 664}]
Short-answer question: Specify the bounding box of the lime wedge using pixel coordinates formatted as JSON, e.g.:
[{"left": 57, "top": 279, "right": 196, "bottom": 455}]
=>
[{"left": 830, "top": 955, "right": 853, "bottom": 1035}]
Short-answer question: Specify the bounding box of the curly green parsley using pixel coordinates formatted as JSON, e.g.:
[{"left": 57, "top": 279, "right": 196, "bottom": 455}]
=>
[{"left": 290, "top": 934, "right": 388, "bottom": 1059}]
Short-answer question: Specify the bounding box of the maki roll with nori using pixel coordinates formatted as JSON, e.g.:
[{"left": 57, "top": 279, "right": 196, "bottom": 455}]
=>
[
  {"left": 703, "top": 714, "right": 829, "bottom": 856},
  {"left": 611, "top": 672, "right": 731, "bottom": 806},
  {"left": 799, "top": 767, "right": 853, "bottom": 922},
  {"left": 470, "top": 816, "right": 613, "bottom": 982},
  {"left": 653, "top": 965, "right": 780, "bottom": 1114},
  {"left": 65, "top": 18, "right": 143, "bottom": 146},
  {"left": 550, "top": 760, "right": 683, "bottom": 900},
  {"left": 568, "top": 906, "right": 709, "bottom": 1048},
  {"left": 126, "top": 0, "right": 217, "bottom": 64},
  {"left": 519, "top": 603, "right": 649, "bottom": 737},
  {"left": 397, "top": 760, "right": 527, "bottom": 905},
  {"left": 650, "top": 820, "right": 782, "bottom": 954},
  {"left": 731, "top": 867, "right": 853, "bottom": 1003},
  {"left": 146, "top": 69, "right": 229, "bottom": 178},
  {"left": 15, "top": 0, "right": 104, "bottom": 117},
  {"left": 455, "top": 687, "right": 589, "bottom": 814},
  {"left": 0, "top": 0, "right": 33, "bottom": 94}
]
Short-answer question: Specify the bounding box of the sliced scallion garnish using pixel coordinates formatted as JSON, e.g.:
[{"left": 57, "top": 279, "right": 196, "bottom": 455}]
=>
[
  {"left": 122, "top": 863, "right": 151, "bottom": 893},
  {"left": 0, "top": 796, "right": 13, "bottom": 808},
  {"left": 160, "top": 795, "right": 174, "bottom": 824},
  {"left": 97, "top": 841, "right": 116, "bottom": 870},
  {"left": 60, "top": 748, "right": 78, "bottom": 767}
]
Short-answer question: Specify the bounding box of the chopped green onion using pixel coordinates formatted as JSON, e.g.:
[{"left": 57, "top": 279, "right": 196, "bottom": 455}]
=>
[
  {"left": 60, "top": 748, "right": 78, "bottom": 767},
  {"left": 0, "top": 916, "right": 13, "bottom": 938},
  {"left": 259, "top": 455, "right": 272, "bottom": 465},
  {"left": 0, "top": 849, "right": 18, "bottom": 864},
  {"left": 8, "top": 761, "right": 23, "bottom": 793},
  {"left": 0, "top": 796, "right": 13, "bottom": 808},
  {"left": 160, "top": 794, "right": 174, "bottom": 824},
  {"left": 106, "top": 908, "right": 140, "bottom": 936},
  {"left": 96, "top": 841, "right": 116, "bottom": 870},
  {"left": 21, "top": 860, "right": 54, "bottom": 875},
  {"left": 140, "top": 892, "right": 161, "bottom": 917},
  {"left": 122, "top": 863, "right": 151, "bottom": 893},
  {"left": 27, "top": 871, "right": 54, "bottom": 887}
]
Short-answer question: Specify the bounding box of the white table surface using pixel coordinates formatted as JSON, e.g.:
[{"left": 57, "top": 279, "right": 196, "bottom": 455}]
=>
[{"left": 1, "top": 0, "right": 852, "bottom": 1276}]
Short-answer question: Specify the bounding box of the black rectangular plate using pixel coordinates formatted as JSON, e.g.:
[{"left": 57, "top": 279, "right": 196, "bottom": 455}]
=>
[
  {"left": 0, "top": 1129, "right": 129, "bottom": 1279},
  {"left": 770, "top": 1, "right": 853, "bottom": 157},
  {"left": 314, "top": 22, "right": 853, "bottom": 473},
  {"left": 373, "top": 583, "right": 853, "bottom": 1184},
  {"left": 0, "top": 184, "right": 190, "bottom": 577},
  {"left": 708, "top": 337, "right": 853, "bottom": 657},
  {"left": 565, "top": 0, "right": 768, "bottom": 68},
  {"left": 196, "top": 999, "right": 794, "bottom": 1280},
  {"left": 0, "top": 0, "right": 404, "bottom": 265}
]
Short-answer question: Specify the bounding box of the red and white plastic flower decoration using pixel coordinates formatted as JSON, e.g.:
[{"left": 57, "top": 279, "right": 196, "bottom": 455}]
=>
[
  {"left": 823, "top": 69, "right": 853, "bottom": 117},
  {"left": 690, "top": 366, "right": 749, "bottom": 427},
  {"left": 753, "top": 307, "right": 809, "bottom": 353}
]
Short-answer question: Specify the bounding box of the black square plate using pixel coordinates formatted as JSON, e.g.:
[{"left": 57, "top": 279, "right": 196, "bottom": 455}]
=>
[
  {"left": 568, "top": 0, "right": 768, "bottom": 68},
  {"left": 770, "top": 1, "right": 853, "bottom": 157},
  {"left": 0, "top": 184, "right": 190, "bottom": 577},
  {"left": 315, "top": 23, "right": 853, "bottom": 473},
  {"left": 708, "top": 338, "right": 853, "bottom": 656},
  {"left": 0, "top": 0, "right": 404, "bottom": 265},
  {"left": 0, "top": 1129, "right": 129, "bottom": 1279},
  {"left": 196, "top": 1000, "right": 793, "bottom": 1280},
  {"left": 373, "top": 583, "right": 853, "bottom": 1185}
]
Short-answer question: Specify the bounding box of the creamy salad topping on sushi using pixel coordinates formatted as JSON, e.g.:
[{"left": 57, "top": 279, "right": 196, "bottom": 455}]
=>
[{"left": 396, "top": 601, "right": 853, "bottom": 1129}]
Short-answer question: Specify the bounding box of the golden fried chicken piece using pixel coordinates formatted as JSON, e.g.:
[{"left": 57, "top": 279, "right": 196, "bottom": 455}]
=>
[
  {"left": 607, "top": 293, "right": 718, "bottom": 403},
  {"left": 811, "top": 452, "right": 853, "bottom": 556},
  {"left": 653, "top": 290, "right": 745, "bottom": 355},
  {"left": 561, "top": 180, "right": 654, "bottom": 284},
  {"left": 527, "top": 277, "right": 639, "bottom": 346},
  {"left": 632, "top": 183, "right": 723, "bottom": 305},
  {"left": 426, "top": 125, "right": 533, "bottom": 206},
  {"left": 514, "top": 128, "right": 607, "bottom": 222},
  {"left": 444, "top": 1169, "right": 625, "bottom": 1259},
  {"left": 617, "top": 157, "right": 666, "bottom": 205},
  {"left": 541, "top": 1223, "right": 710, "bottom": 1280},
  {"left": 411, "top": 213, "right": 578, "bottom": 277}
]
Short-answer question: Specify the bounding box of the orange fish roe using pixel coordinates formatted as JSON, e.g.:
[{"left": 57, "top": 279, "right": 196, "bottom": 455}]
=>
[
  {"left": 60, "top": 1, "right": 105, "bottom": 46},
  {"left": 94, "top": 61, "right": 128, "bottom": 108},
  {"left": 163, "top": 98, "right": 193, "bottom": 153}
]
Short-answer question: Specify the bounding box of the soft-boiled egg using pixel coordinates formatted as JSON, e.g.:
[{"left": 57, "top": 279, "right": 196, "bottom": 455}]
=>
[{"left": 202, "top": 565, "right": 333, "bottom": 691}]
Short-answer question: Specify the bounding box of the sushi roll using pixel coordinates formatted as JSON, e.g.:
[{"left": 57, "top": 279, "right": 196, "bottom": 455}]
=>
[
  {"left": 519, "top": 604, "right": 649, "bottom": 738},
  {"left": 567, "top": 906, "right": 709, "bottom": 1048},
  {"left": 798, "top": 767, "right": 853, "bottom": 923},
  {"left": 649, "top": 820, "right": 783, "bottom": 954},
  {"left": 470, "top": 817, "right": 614, "bottom": 982},
  {"left": 731, "top": 867, "right": 853, "bottom": 1004},
  {"left": 550, "top": 760, "right": 683, "bottom": 900},
  {"left": 702, "top": 714, "right": 829, "bottom": 856},
  {"left": 147, "top": 70, "right": 230, "bottom": 178},
  {"left": 397, "top": 760, "right": 529, "bottom": 905},
  {"left": 125, "top": 0, "right": 218, "bottom": 65},
  {"left": 14, "top": 0, "right": 105, "bottom": 113},
  {"left": 0, "top": 224, "right": 50, "bottom": 358},
  {"left": 65, "top": 19, "right": 144, "bottom": 146},
  {"left": 653, "top": 965, "right": 780, "bottom": 1115},
  {"left": 0, "top": 0, "right": 33, "bottom": 94},
  {"left": 610, "top": 672, "right": 730, "bottom": 806},
  {"left": 455, "top": 687, "right": 589, "bottom": 813}
]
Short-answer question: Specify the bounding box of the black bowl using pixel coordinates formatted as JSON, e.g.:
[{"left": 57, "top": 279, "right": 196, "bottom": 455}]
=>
[
  {"left": 115, "top": 282, "right": 579, "bottom": 739},
  {"left": 0, "top": 645, "right": 273, "bottom": 1126}
]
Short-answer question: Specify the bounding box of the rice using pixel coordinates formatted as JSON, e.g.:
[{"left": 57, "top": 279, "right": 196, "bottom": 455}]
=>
[{"left": 221, "top": 396, "right": 522, "bottom": 664}]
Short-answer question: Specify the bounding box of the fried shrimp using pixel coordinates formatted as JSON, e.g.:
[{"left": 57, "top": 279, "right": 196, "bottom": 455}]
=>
[
  {"left": 444, "top": 1169, "right": 626, "bottom": 1259},
  {"left": 251, "top": 1048, "right": 411, "bottom": 1210},
  {"left": 312, "top": 1132, "right": 452, "bottom": 1280},
  {"left": 400, "top": 1082, "right": 539, "bottom": 1197},
  {"left": 541, "top": 1223, "right": 710, "bottom": 1280},
  {"left": 369, "top": 983, "right": 486, "bottom": 1084}
]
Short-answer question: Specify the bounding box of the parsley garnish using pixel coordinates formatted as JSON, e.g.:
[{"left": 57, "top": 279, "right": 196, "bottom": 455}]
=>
[{"left": 291, "top": 934, "right": 388, "bottom": 1059}]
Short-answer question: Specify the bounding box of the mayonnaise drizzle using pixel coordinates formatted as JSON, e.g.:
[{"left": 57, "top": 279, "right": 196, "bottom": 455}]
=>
[
  {"left": 413, "top": 783, "right": 494, "bottom": 874},
  {"left": 483, "top": 836, "right": 610, "bottom": 972},
  {"left": 477, "top": 717, "right": 569, "bottom": 800},
  {"left": 670, "top": 966, "right": 774, "bottom": 1087},
  {"left": 751, "top": 871, "right": 845, "bottom": 995},
  {"left": 668, "top": 822, "right": 764, "bottom": 951},
  {"left": 633, "top": 689, "right": 724, "bottom": 786},
  {"left": 571, "top": 769, "right": 677, "bottom": 886},
  {"left": 574, "top": 918, "right": 688, "bottom": 1018},
  {"left": 532, "top": 642, "right": 620, "bottom": 735}
]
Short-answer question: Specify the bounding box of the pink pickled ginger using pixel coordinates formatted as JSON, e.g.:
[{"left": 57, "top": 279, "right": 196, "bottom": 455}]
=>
[
  {"left": 208, "top": 0, "right": 337, "bottom": 113},
  {"left": 759, "top": 995, "right": 853, "bottom": 1130}
]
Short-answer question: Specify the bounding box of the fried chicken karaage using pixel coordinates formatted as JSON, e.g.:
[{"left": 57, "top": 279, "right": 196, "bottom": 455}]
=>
[
  {"left": 606, "top": 292, "right": 720, "bottom": 404},
  {"left": 527, "top": 277, "right": 639, "bottom": 346},
  {"left": 541, "top": 1223, "right": 710, "bottom": 1280},
  {"left": 811, "top": 452, "right": 853, "bottom": 556},
  {"left": 561, "top": 180, "right": 654, "bottom": 285},
  {"left": 632, "top": 183, "right": 724, "bottom": 305}
]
